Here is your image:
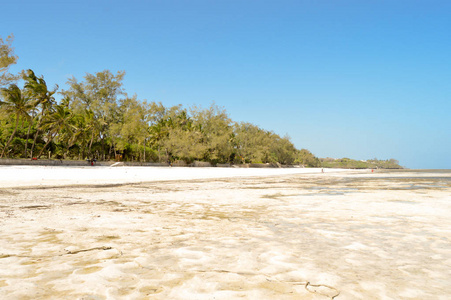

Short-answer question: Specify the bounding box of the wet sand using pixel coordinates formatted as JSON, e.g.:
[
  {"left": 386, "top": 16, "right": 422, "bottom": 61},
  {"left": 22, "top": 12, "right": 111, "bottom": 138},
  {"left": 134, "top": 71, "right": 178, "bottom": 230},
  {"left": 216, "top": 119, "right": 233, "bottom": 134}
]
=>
[{"left": 0, "top": 167, "right": 450, "bottom": 299}]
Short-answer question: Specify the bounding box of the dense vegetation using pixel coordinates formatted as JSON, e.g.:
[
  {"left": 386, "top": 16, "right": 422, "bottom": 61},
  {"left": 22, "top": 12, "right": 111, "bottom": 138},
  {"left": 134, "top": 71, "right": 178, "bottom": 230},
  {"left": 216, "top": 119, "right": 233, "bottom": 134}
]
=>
[
  {"left": 320, "top": 158, "right": 403, "bottom": 169},
  {"left": 0, "top": 35, "right": 320, "bottom": 166}
]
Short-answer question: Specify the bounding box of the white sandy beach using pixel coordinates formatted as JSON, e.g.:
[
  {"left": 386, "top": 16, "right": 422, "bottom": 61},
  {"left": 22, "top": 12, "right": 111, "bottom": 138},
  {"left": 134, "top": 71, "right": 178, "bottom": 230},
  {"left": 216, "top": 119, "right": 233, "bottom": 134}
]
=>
[
  {"left": 0, "top": 165, "right": 350, "bottom": 188},
  {"left": 0, "top": 166, "right": 450, "bottom": 299}
]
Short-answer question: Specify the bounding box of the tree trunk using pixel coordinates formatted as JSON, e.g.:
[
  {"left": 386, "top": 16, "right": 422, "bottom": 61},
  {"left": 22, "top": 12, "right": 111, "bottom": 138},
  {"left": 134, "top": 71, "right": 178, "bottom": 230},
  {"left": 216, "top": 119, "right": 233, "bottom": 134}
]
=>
[
  {"left": 37, "top": 133, "right": 55, "bottom": 159},
  {"left": 64, "top": 146, "right": 69, "bottom": 159},
  {"left": 143, "top": 140, "right": 146, "bottom": 162},
  {"left": 158, "top": 145, "right": 161, "bottom": 163},
  {"left": 101, "top": 134, "right": 105, "bottom": 161},
  {"left": 88, "top": 132, "right": 94, "bottom": 157},
  {"left": 109, "top": 143, "right": 113, "bottom": 160},
  {"left": 24, "top": 120, "right": 32, "bottom": 158},
  {"left": 30, "top": 109, "right": 46, "bottom": 158},
  {"left": 1, "top": 115, "right": 19, "bottom": 158}
]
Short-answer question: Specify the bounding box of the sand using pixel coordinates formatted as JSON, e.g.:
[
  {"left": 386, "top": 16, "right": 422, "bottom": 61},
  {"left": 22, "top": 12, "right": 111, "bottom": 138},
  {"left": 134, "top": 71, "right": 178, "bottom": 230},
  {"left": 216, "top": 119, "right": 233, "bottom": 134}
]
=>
[
  {"left": 0, "top": 165, "right": 349, "bottom": 188},
  {"left": 0, "top": 166, "right": 450, "bottom": 299}
]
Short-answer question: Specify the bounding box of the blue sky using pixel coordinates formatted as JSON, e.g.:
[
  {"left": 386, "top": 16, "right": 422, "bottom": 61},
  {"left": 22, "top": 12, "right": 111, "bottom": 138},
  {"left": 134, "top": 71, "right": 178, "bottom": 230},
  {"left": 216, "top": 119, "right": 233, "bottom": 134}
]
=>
[{"left": 2, "top": 0, "right": 450, "bottom": 169}]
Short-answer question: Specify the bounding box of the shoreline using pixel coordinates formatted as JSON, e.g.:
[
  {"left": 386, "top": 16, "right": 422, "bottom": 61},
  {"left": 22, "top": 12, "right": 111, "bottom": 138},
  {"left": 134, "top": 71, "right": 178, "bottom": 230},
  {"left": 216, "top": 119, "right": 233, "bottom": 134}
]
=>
[{"left": 0, "top": 165, "right": 358, "bottom": 188}]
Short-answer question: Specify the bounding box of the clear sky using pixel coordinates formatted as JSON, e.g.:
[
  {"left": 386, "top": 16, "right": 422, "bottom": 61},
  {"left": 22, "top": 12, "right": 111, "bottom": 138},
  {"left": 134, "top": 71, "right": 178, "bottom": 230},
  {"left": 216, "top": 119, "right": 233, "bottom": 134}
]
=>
[{"left": 2, "top": 0, "right": 450, "bottom": 169}]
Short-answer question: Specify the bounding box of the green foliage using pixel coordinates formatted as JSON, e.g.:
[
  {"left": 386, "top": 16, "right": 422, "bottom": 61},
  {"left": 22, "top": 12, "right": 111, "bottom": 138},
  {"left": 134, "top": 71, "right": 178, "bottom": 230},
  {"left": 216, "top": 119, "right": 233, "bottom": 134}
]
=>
[
  {"left": 0, "top": 32, "right": 354, "bottom": 165},
  {"left": 0, "top": 69, "right": 401, "bottom": 167},
  {"left": 0, "top": 84, "right": 33, "bottom": 157},
  {"left": 22, "top": 69, "right": 58, "bottom": 158},
  {"left": 320, "top": 157, "right": 403, "bottom": 169},
  {"left": 61, "top": 70, "right": 125, "bottom": 159},
  {"left": 0, "top": 34, "right": 18, "bottom": 87},
  {"left": 296, "top": 149, "right": 321, "bottom": 167},
  {"left": 190, "top": 103, "right": 233, "bottom": 163},
  {"left": 0, "top": 36, "right": 405, "bottom": 167},
  {"left": 0, "top": 36, "right": 320, "bottom": 163}
]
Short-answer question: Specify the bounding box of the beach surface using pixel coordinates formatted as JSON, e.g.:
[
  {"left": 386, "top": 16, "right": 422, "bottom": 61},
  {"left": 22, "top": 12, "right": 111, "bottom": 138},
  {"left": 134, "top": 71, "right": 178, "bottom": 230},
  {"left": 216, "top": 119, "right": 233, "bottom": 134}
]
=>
[
  {"left": 0, "top": 165, "right": 347, "bottom": 188},
  {"left": 0, "top": 166, "right": 450, "bottom": 299}
]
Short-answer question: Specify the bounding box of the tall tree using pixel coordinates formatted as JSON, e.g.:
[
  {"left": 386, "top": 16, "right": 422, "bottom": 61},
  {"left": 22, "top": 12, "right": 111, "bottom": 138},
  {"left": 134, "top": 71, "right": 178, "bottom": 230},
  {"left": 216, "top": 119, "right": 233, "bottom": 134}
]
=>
[
  {"left": 190, "top": 103, "right": 234, "bottom": 163},
  {"left": 148, "top": 104, "right": 183, "bottom": 162},
  {"left": 23, "top": 69, "right": 57, "bottom": 158},
  {"left": 0, "top": 84, "right": 33, "bottom": 157},
  {"left": 37, "top": 104, "right": 74, "bottom": 158},
  {"left": 296, "top": 149, "right": 320, "bottom": 167},
  {"left": 269, "top": 134, "right": 297, "bottom": 165},
  {"left": 83, "top": 109, "right": 103, "bottom": 158},
  {"left": 147, "top": 103, "right": 168, "bottom": 162},
  {"left": 234, "top": 122, "right": 268, "bottom": 163},
  {"left": 149, "top": 105, "right": 203, "bottom": 163},
  {"left": 0, "top": 34, "right": 18, "bottom": 88},
  {"left": 161, "top": 126, "right": 204, "bottom": 163},
  {"left": 62, "top": 70, "right": 125, "bottom": 159}
]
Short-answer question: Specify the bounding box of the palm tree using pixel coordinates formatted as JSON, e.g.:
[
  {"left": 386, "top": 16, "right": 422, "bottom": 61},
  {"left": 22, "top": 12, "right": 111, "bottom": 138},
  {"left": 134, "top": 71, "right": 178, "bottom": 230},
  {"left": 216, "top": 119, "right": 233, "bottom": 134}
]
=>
[
  {"left": 82, "top": 109, "right": 103, "bottom": 158},
  {"left": 57, "top": 97, "right": 79, "bottom": 158},
  {"left": 149, "top": 121, "right": 168, "bottom": 163},
  {"left": 23, "top": 100, "right": 38, "bottom": 158},
  {"left": 0, "top": 84, "right": 33, "bottom": 157},
  {"left": 23, "top": 69, "right": 57, "bottom": 158},
  {"left": 37, "top": 104, "right": 74, "bottom": 158}
]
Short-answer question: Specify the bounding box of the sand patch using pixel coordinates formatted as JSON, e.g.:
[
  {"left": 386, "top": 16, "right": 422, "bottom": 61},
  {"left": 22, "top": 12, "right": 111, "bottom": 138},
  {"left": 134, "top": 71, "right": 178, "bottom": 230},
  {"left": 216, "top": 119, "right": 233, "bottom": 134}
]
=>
[{"left": 0, "top": 167, "right": 450, "bottom": 299}]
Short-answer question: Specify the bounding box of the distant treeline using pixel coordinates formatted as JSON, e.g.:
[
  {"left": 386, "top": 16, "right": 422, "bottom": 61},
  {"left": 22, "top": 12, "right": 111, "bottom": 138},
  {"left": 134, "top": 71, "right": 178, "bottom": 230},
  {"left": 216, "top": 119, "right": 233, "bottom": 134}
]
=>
[
  {"left": 0, "top": 34, "right": 320, "bottom": 165},
  {"left": 0, "top": 35, "right": 400, "bottom": 168},
  {"left": 320, "top": 158, "right": 403, "bottom": 169},
  {"left": 0, "top": 69, "right": 320, "bottom": 165}
]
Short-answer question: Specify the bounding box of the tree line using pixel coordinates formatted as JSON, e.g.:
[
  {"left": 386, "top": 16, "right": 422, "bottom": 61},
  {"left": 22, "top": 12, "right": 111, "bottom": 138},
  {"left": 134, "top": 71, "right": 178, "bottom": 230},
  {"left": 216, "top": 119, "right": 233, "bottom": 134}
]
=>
[
  {"left": 0, "top": 35, "right": 320, "bottom": 166},
  {"left": 320, "top": 158, "right": 403, "bottom": 169}
]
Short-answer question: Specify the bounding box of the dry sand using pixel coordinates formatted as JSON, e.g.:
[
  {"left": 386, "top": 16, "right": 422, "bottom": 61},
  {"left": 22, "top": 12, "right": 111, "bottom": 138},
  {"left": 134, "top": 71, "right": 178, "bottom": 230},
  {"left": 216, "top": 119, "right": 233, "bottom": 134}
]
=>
[{"left": 0, "top": 166, "right": 450, "bottom": 299}]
